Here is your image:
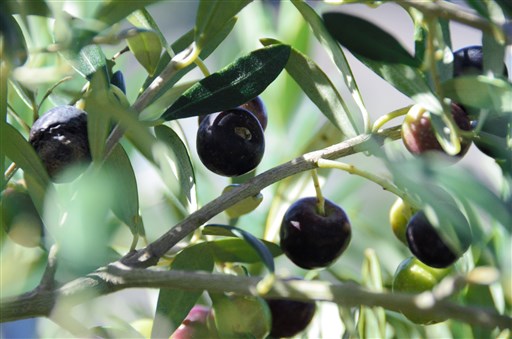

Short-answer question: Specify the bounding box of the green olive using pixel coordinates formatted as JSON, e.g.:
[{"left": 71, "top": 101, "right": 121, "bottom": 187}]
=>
[
  {"left": 392, "top": 256, "right": 451, "bottom": 325},
  {"left": 389, "top": 197, "right": 414, "bottom": 245}
]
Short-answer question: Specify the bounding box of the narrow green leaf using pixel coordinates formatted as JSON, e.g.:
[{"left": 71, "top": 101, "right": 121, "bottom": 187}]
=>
[
  {"left": 73, "top": 45, "right": 108, "bottom": 80},
  {"left": 202, "top": 224, "right": 276, "bottom": 273},
  {"left": 209, "top": 238, "right": 282, "bottom": 263},
  {"left": 0, "top": 123, "right": 50, "bottom": 212},
  {"left": 322, "top": 12, "right": 419, "bottom": 67},
  {"left": 291, "top": 0, "right": 368, "bottom": 130},
  {"left": 162, "top": 44, "right": 291, "bottom": 121},
  {"left": 151, "top": 242, "right": 214, "bottom": 339},
  {"left": 4, "top": 0, "right": 51, "bottom": 17},
  {"left": 154, "top": 125, "right": 196, "bottom": 211},
  {"left": 128, "top": 8, "right": 172, "bottom": 56},
  {"left": 139, "top": 18, "right": 237, "bottom": 102},
  {"left": 194, "top": 0, "right": 252, "bottom": 49},
  {"left": 104, "top": 144, "right": 143, "bottom": 236},
  {"left": 94, "top": 0, "right": 163, "bottom": 28},
  {"left": 362, "top": 58, "right": 442, "bottom": 114},
  {"left": 442, "top": 76, "right": 512, "bottom": 112},
  {"left": 430, "top": 110, "right": 461, "bottom": 156},
  {"left": 126, "top": 29, "right": 162, "bottom": 76},
  {"left": 0, "top": 9, "right": 28, "bottom": 67},
  {"left": 261, "top": 38, "right": 358, "bottom": 137}
]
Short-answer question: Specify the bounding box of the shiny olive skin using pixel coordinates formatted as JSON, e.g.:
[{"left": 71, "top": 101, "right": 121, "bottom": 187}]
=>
[
  {"left": 266, "top": 299, "right": 316, "bottom": 338},
  {"left": 196, "top": 108, "right": 265, "bottom": 177},
  {"left": 198, "top": 96, "right": 268, "bottom": 131},
  {"left": 392, "top": 256, "right": 451, "bottom": 324},
  {"left": 453, "top": 45, "right": 508, "bottom": 78},
  {"left": 401, "top": 103, "right": 472, "bottom": 158},
  {"left": 110, "top": 70, "right": 126, "bottom": 94},
  {"left": 280, "top": 197, "right": 351, "bottom": 269},
  {"left": 406, "top": 211, "right": 469, "bottom": 269},
  {"left": 29, "top": 105, "right": 91, "bottom": 183}
]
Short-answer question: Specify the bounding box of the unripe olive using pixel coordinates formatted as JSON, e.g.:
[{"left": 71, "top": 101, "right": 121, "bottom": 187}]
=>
[
  {"left": 392, "top": 256, "right": 451, "bottom": 324},
  {"left": 389, "top": 197, "right": 415, "bottom": 245},
  {"left": 29, "top": 105, "right": 91, "bottom": 182},
  {"left": 1, "top": 184, "right": 44, "bottom": 247}
]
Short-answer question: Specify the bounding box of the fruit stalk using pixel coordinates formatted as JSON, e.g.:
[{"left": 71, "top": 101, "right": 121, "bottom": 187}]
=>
[{"left": 311, "top": 169, "right": 325, "bottom": 216}]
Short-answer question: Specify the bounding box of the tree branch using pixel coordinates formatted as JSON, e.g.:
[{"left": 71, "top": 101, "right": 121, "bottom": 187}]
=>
[
  {"left": 120, "top": 126, "right": 401, "bottom": 268},
  {"left": 1, "top": 265, "right": 511, "bottom": 331}
]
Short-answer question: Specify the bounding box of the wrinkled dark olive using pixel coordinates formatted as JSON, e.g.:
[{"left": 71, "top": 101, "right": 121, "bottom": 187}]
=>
[
  {"left": 280, "top": 197, "right": 351, "bottom": 269},
  {"left": 196, "top": 108, "right": 265, "bottom": 177},
  {"left": 29, "top": 105, "right": 91, "bottom": 183}
]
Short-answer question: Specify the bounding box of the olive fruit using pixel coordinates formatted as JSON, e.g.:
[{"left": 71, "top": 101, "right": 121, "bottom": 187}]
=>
[
  {"left": 392, "top": 256, "right": 451, "bottom": 324},
  {"left": 401, "top": 103, "right": 472, "bottom": 158},
  {"left": 171, "top": 305, "right": 216, "bottom": 339},
  {"left": 29, "top": 105, "right": 91, "bottom": 183},
  {"left": 406, "top": 211, "right": 470, "bottom": 269},
  {"left": 453, "top": 45, "right": 508, "bottom": 78},
  {"left": 198, "top": 96, "right": 268, "bottom": 130},
  {"left": 389, "top": 197, "right": 415, "bottom": 245},
  {"left": 280, "top": 197, "right": 351, "bottom": 269},
  {"left": 110, "top": 70, "right": 126, "bottom": 94},
  {"left": 266, "top": 299, "right": 316, "bottom": 338},
  {"left": 1, "top": 184, "right": 44, "bottom": 247},
  {"left": 196, "top": 108, "right": 265, "bottom": 177},
  {"left": 239, "top": 96, "right": 268, "bottom": 131}
]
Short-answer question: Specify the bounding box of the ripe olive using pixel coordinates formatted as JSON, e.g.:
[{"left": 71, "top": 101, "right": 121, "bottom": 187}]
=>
[
  {"left": 198, "top": 96, "right": 268, "bottom": 131},
  {"left": 406, "top": 211, "right": 470, "bottom": 269},
  {"left": 453, "top": 45, "right": 508, "bottom": 78},
  {"left": 266, "top": 298, "right": 316, "bottom": 338},
  {"left": 392, "top": 256, "right": 451, "bottom": 324},
  {"left": 196, "top": 108, "right": 265, "bottom": 177},
  {"left": 0, "top": 184, "right": 44, "bottom": 247},
  {"left": 110, "top": 70, "right": 126, "bottom": 94},
  {"left": 171, "top": 305, "right": 216, "bottom": 339},
  {"left": 29, "top": 105, "right": 91, "bottom": 183},
  {"left": 280, "top": 197, "right": 351, "bottom": 269},
  {"left": 401, "top": 103, "right": 472, "bottom": 158}
]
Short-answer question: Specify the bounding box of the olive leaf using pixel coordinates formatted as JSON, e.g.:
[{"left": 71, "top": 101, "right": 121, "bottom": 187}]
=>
[
  {"left": 94, "top": 0, "right": 163, "bottom": 28},
  {"left": 202, "top": 224, "right": 277, "bottom": 273},
  {"left": 73, "top": 45, "right": 109, "bottom": 81},
  {"left": 261, "top": 38, "right": 359, "bottom": 137},
  {"left": 194, "top": 0, "right": 252, "bottom": 49},
  {"left": 0, "top": 7, "right": 28, "bottom": 67},
  {"left": 323, "top": 12, "right": 419, "bottom": 67},
  {"left": 125, "top": 28, "right": 162, "bottom": 76},
  {"left": 162, "top": 44, "right": 291, "bottom": 121},
  {"left": 151, "top": 242, "right": 214, "bottom": 338}
]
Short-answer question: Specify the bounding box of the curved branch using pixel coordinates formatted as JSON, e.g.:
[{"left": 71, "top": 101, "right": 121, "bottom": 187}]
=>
[{"left": 2, "top": 265, "right": 511, "bottom": 331}]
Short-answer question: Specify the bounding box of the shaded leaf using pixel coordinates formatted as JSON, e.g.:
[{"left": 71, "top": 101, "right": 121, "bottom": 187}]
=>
[
  {"left": 202, "top": 224, "right": 276, "bottom": 273},
  {"left": 261, "top": 38, "right": 358, "bottom": 137},
  {"left": 94, "top": 0, "right": 163, "bottom": 28},
  {"left": 0, "top": 8, "right": 28, "bottom": 66},
  {"left": 323, "top": 12, "right": 419, "bottom": 67},
  {"left": 104, "top": 144, "right": 143, "bottom": 236},
  {"left": 209, "top": 238, "right": 282, "bottom": 263},
  {"left": 194, "top": 0, "right": 252, "bottom": 49},
  {"left": 125, "top": 29, "right": 162, "bottom": 75},
  {"left": 154, "top": 125, "right": 196, "bottom": 211},
  {"left": 443, "top": 76, "right": 512, "bottom": 113},
  {"left": 162, "top": 44, "right": 291, "bottom": 121},
  {"left": 4, "top": 0, "right": 51, "bottom": 17},
  {"left": 0, "top": 123, "right": 50, "bottom": 212},
  {"left": 152, "top": 242, "right": 214, "bottom": 338},
  {"left": 291, "top": 0, "right": 368, "bottom": 130}
]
